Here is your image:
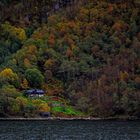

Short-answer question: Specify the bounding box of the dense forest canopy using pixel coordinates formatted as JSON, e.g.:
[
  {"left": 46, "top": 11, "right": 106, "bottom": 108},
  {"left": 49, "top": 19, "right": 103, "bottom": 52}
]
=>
[{"left": 0, "top": 0, "right": 140, "bottom": 118}]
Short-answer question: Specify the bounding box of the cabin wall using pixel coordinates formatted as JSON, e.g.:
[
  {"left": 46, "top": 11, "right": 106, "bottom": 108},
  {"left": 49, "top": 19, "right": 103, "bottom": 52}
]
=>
[{"left": 28, "top": 94, "right": 44, "bottom": 98}]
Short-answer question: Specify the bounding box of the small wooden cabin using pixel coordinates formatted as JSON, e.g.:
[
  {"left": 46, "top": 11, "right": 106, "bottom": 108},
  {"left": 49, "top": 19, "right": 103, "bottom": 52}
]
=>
[{"left": 24, "top": 89, "right": 45, "bottom": 98}]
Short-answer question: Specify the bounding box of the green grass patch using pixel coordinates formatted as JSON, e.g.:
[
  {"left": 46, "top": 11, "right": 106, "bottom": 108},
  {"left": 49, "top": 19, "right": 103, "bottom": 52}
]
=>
[{"left": 51, "top": 106, "right": 82, "bottom": 116}]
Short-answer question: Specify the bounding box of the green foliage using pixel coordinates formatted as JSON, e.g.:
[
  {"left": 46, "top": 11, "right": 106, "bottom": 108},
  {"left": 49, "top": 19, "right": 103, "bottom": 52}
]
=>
[
  {"left": 25, "top": 68, "right": 44, "bottom": 88},
  {"left": 0, "top": 23, "right": 23, "bottom": 64},
  {"left": 0, "top": 85, "right": 21, "bottom": 98},
  {"left": 52, "top": 106, "right": 82, "bottom": 116}
]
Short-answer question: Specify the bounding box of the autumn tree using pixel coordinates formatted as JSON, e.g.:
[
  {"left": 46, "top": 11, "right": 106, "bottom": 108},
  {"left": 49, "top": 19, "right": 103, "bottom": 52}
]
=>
[
  {"left": 38, "top": 103, "right": 50, "bottom": 112},
  {"left": 21, "top": 78, "right": 29, "bottom": 89},
  {"left": 0, "top": 68, "right": 19, "bottom": 87},
  {"left": 48, "top": 33, "right": 55, "bottom": 47}
]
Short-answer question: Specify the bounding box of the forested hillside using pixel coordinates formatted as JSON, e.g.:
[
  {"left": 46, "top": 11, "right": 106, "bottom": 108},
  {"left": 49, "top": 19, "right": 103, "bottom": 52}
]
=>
[{"left": 0, "top": 0, "right": 140, "bottom": 118}]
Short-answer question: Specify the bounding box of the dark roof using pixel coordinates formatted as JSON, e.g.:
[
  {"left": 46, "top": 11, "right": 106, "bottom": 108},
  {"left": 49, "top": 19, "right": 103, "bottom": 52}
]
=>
[
  {"left": 36, "top": 90, "right": 44, "bottom": 94},
  {"left": 25, "top": 89, "right": 45, "bottom": 95}
]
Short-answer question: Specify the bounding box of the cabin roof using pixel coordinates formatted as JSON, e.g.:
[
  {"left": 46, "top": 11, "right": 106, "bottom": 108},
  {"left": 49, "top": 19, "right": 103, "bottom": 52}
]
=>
[{"left": 25, "top": 89, "right": 45, "bottom": 94}]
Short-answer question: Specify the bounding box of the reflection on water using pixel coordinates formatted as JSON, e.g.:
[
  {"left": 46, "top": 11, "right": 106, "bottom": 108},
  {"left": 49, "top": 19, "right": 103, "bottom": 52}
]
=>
[{"left": 0, "top": 120, "right": 140, "bottom": 140}]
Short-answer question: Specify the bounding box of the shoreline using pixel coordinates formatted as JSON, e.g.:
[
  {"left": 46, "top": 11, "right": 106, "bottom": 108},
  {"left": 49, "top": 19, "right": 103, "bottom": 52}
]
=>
[{"left": 0, "top": 116, "right": 139, "bottom": 121}]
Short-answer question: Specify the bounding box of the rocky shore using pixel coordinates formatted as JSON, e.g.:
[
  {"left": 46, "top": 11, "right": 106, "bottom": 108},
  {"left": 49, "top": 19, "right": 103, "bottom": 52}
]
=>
[{"left": 0, "top": 116, "right": 139, "bottom": 121}]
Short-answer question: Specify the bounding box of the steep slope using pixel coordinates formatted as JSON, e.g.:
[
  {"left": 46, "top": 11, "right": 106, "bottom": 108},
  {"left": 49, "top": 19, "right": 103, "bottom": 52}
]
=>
[{"left": 0, "top": 0, "right": 140, "bottom": 117}]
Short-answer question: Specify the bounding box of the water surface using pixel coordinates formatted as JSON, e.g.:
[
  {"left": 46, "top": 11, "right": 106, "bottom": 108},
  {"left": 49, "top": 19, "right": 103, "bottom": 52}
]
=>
[{"left": 0, "top": 120, "right": 140, "bottom": 140}]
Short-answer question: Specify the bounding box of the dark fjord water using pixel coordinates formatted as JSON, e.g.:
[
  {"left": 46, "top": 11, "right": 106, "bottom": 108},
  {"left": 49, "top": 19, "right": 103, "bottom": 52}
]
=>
[{"left": 0, "top": 120, "right": 140, "bottom": 140}]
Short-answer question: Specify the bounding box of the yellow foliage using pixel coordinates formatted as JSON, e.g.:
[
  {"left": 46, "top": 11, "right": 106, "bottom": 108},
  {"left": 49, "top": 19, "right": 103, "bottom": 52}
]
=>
[
  {"left": 0, "top": 68, "right": 18, "bottom": 81},
  {"left": 21, "top": 78, "right": 29, "bottom": 89},
  {"left": 27, "top": 45, "right": 37, "bottom": 55},
  {"left": 0, "top": 68, "right": 14, "bottom": 77},
  {"left": 32, "top": 99, "right": 44, "bottom": 105},
  {"left": 2, "top": 22, "right": 27, "bottom": 41},
  {"left": 39, "top": 103, "right": 50, "bottom": 112},
  {"left": 13, "top": 27, "right": 27, "bottom": 41},
  {"left": 44, "top": 59, "right": 55, "bottom": 70},
  {"left": 16, "top": 97, "right": 28, "bottom": 106},
  {"left": 71, "top": 44, "right": 77, "bottom": 51}
]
